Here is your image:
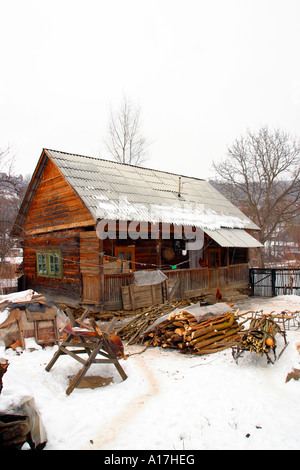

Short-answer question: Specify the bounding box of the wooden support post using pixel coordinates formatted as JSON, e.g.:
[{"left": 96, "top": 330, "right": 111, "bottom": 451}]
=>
[
  {"left": 226, "top": 247, "right": 230, "bottom": 267},
  {"left": 99, "top": 239, "right": 104, "bottom": 304},
  {"left": 271, "top": 269, "right": 276, "bottom": 297},
  {"left": 17, "top": 319, "right": 26, "bottom": 350},
  {"left": 156, "top": 223, "right": 162, "bottom": 269}
]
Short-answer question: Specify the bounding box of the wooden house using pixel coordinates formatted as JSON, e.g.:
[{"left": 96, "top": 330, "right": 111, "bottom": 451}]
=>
[{"left": 12, "top": 149, "right": 262, "bottom": 309}]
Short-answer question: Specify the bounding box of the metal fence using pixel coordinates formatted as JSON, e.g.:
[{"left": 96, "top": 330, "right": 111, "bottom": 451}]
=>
[{"left": 249, "top": 268, "right": 300, "bottom": 296}]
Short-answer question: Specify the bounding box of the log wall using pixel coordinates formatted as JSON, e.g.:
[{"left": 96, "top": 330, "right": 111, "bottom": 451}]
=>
[
  {"left": 24, "top": 229, "right": 82, "bottom": 300},
  {"left": 21, "top": 156, "right": 96, "bottom": 301},
  {"left": 23, "top": 158, "right": 95, "bottom": 235}
]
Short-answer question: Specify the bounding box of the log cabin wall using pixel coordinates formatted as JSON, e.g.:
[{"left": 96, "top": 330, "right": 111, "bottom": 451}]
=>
[
  {"left": 24, "top": 229, "right": 82, "bottom": 300},
  {"left": 21, "top": 156, "right": 96, "bottom": 301},
  {"left": 23, "top": 157, "right": 95, "bottom": 236},
  {"left": 110, "top": 238, "right": 158, "bottom": 269},
  {"left": 104, "top": 230, "right": 189, "bottom": 270}
]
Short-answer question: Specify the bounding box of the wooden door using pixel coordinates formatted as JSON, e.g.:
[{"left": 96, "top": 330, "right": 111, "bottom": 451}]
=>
[
  {"left": 115, "top": 246, "right": 135, "bottom": 270},
  {"left": 208, "top": 248, "right": 221, "bottom": 268}
]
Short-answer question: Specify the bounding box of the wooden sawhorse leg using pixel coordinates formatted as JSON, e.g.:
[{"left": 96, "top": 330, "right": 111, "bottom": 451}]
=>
[{"left": 45, "top": 334, "right": 73, "bottom": 372}]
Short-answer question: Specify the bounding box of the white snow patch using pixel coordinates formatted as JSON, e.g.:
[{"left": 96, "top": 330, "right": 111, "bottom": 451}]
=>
[{"left": 0, "top": 295, "right": 299, "bottom": 450}]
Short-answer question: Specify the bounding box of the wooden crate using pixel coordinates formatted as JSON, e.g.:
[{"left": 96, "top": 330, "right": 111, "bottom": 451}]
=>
[{"left": 121, "top": 283, "right": 163, "bottom": 310}]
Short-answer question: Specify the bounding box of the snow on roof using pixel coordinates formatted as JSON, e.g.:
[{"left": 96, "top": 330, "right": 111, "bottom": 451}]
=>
[{"left": 45, "top": 149, "right": 259, "bottom": 233}]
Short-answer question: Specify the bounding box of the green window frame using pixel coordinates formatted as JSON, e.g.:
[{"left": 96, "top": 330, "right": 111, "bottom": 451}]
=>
[{"left": 36, "top": 250, "right": 63, "bottom": 279}]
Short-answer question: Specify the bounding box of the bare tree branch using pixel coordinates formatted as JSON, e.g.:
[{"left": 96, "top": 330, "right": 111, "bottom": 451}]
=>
[
  {"left": 103, "top": 95, "right": 150, "bottom": 166},
  {"left": 0, "top": 145, "right": 28, "bottom": 281},
  {"left": 212, "top": 126, "right": 300, "bottom": 267}
]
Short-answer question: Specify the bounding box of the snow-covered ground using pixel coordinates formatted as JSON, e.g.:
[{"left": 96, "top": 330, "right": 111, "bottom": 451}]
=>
[{"left": 1, "top": 295, "right": 300, "bottom": 451}]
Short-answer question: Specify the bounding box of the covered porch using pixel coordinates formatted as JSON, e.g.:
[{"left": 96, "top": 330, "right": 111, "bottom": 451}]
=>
[
  {"left": 79, "top": 228, "right": 256, "bottom": 310},
  {"left": 86, "top": 263, "right": 250, "bottom": 310}
]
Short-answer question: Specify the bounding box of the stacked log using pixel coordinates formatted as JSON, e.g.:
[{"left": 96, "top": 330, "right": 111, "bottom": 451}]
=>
[
  {"left": 116, "top": 300, "right": 185, "bottom": 345},
  {"left": 237, "top": 314, "right": 281, "bottom": 356},
  {"left": 142, "top": 309, "right": 247, "bottom": 355}
]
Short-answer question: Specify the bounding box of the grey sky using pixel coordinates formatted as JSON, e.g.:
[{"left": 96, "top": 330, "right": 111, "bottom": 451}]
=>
[{"left": 1, "top": 0, "right": 300, "bottom": 180}]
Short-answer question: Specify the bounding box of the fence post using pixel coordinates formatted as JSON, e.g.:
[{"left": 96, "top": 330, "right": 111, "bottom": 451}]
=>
[
  {"left": 271, "top": 269, "right": 276, "bottom": 297},
  {"left": 249, "top": 269, "right": 254, "bottom": 295}
]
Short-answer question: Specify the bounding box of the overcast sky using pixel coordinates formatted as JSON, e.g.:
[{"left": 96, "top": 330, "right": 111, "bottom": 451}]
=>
[{"left": 1, "top": 0, "right": 300, "bottom": 180}]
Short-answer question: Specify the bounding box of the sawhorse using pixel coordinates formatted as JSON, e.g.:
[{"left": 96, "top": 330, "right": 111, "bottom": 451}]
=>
[{"left": 45, "top": 311, "right": 127, "bottom": 395}]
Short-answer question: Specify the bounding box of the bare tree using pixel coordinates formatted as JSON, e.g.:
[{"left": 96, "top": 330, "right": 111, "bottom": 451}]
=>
[
  {"left": 0, "top": 145, "right": 28, "bottom": 288},
  {"left": 103, "top": 95, "right": 150, "bottom": 166},
  {"left": 213, "top": 126, "right": 300, "bottom": 267}
]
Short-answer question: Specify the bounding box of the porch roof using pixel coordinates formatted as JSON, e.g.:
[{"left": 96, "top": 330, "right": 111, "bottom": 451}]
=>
[{"left": 204, "top": 228, "right": 262, "bottom": 248}]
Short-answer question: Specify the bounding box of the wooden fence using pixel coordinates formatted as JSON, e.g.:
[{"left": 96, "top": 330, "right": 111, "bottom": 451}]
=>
[{"left": 103, "top": 263, "right": 249, "bottom": 309}]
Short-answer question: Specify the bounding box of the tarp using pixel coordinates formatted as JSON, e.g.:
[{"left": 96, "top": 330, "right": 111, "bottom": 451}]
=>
[
  {"left": 0, "top": 289, "right": 38, "bottom": 305},
  {"left": 143, "top": 302, "right": 234, "bottom": 335},
  {"left": 134, "top": 270, "right": 167, "bottom": 286}
]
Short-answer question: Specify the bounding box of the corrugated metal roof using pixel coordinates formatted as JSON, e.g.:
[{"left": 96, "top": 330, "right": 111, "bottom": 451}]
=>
[
  {"left": 204, "top": 228, "right": 262, "bottom": 247},
  {"left": 45, "top": 149, "right": 260, "bottom": 233}
]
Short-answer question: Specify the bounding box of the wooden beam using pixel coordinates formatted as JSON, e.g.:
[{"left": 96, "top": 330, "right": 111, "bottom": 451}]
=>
[{"left": 99, "top": 239, "right": 104, "bottom": 303}]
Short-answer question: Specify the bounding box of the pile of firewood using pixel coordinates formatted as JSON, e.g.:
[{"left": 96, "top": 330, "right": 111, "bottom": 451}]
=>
[
  {"left": 117, "top": 300, "right": 289, "bottom": 360},
  {"left": 116, "top": 300, "right": 248, "bottom": 355},
  {"left": 116, "top": 300, "right": 185, "bottom": 345},
  {"left": 235, "top": 314, "right": 282, "bottom": 356},
  {"left": 142, "top": 309, "right": 247, "bottom": 355}
]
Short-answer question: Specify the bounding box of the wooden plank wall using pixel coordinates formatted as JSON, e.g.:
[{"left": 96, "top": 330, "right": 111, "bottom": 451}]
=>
[
  {"left": 121, "top": 283, "right": 164, "bottom": 310},
  {"left": 166, "top": 264, "right": 249, "bottom": 298},
  {"left": 103, "top": 273, "right": 134, "bottom": 309},
  {"left": 23, "top": 157, "right": 95, "bottom": 235}
]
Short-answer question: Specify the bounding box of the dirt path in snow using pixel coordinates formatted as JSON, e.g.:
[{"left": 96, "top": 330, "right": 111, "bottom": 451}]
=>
[{"left": 83, "top": 354, "right": 159, "bottom": 450}]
